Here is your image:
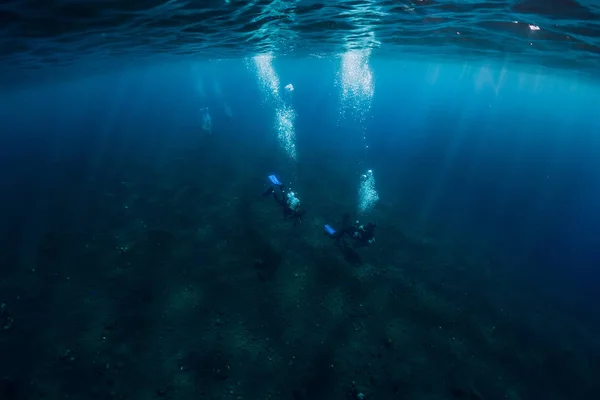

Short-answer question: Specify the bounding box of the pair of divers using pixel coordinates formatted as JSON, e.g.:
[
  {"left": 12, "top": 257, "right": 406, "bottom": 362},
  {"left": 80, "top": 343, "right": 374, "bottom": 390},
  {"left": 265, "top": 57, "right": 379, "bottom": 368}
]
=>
[{"left": 263, "top": 174, "right": 376, "bottom": 248}]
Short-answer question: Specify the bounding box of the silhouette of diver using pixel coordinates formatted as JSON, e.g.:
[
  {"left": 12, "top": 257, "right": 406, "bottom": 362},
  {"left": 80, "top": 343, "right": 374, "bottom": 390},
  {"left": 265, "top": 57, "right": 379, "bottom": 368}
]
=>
[
  {"left": 263, "top": 174, "right": 305, "bottom": 227},
  {"left": 325, "top": 213, "right": 376, "bottom": 248}
]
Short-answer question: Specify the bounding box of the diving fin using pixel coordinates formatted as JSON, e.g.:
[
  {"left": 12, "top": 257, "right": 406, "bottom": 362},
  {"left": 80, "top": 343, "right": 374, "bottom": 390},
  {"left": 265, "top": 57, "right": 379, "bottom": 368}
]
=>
[
  {"left": 324, "top": 224, "right": 336, "bottom": 236},
  {"left": 268, "top": 174, "right": 282, "bottom": 186}
]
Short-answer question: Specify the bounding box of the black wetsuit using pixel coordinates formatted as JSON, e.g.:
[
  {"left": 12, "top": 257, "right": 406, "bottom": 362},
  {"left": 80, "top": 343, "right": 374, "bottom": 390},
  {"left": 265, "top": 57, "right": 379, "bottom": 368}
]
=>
[
  {"left": 332, "top": 214, "right": 376, "bottom": 248},
  {"left": 263, "top": 185, "right": 305, "bottom": 226},
  {"left": 352, "top": 222, "right": 376, "bottom": 247}
]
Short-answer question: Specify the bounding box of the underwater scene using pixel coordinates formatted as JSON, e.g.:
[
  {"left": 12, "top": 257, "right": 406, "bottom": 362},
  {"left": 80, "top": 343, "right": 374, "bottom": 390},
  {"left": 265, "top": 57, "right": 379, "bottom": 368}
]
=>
[{"left": 1, "top": 1, "right": 600, "bottom": 399}]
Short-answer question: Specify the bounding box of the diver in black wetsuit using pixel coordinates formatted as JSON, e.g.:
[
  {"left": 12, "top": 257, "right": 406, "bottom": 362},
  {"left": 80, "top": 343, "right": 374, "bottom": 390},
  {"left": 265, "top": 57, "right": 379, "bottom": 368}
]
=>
[
  {"left": 326, "top": 213, "right": 376, "bottom": 248},
  {"left": 352, "top": 221, "right": 376, "bottom": 247},
  {"left": 263, "top": 176, "right": 305, "bottom": 226}
]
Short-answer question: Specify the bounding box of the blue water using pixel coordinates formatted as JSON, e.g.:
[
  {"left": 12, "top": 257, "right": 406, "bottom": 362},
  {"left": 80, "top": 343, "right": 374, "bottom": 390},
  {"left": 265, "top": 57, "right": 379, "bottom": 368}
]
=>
[{"left": 1, "top": 1, "right": 600, "bottom": 398}]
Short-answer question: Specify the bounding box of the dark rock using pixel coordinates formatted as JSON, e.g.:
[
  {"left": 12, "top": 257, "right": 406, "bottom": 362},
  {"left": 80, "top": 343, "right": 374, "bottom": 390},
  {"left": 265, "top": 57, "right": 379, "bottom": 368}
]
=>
[
  {"left": 450, "top": 386, "right": 468, "bottom": 398},
  {"left": 292, "top": 388, "right": 307, "bottom": 400},
  {"left": 2, "top": 378, "right": 19, "bottom": 400}
]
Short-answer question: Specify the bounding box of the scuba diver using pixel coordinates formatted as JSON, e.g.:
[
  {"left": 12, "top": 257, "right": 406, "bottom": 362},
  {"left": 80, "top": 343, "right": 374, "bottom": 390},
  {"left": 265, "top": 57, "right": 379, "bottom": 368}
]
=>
[
  {"left": 324, "top": 213, "right": 376, "bottom": 248},
  {"left": 263, "top": 174, "right": 305, "bottom": 226}
]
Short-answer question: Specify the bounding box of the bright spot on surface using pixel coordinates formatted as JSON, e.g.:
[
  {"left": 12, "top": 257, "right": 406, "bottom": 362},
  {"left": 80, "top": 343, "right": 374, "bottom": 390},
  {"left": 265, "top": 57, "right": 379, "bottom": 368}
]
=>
[
  {"left": 275, "top": 106, "right": 297, "bottom": 161},
  {"left": 285, "top": 83, "right": 294, "bottom": 92},
  {"left": 358, "top": 169, "right": 379, "bottom": 215},
  {"left": 253, "top": 53, "right": 280, "bottom": 99},
  {"left": 529, "top": 24, "right": 540, "bottom": 31}
]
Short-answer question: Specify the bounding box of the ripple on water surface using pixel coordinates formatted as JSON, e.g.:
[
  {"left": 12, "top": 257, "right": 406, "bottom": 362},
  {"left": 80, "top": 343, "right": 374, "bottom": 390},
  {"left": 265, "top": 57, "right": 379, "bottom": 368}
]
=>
[{"left": 0, "top": 0, "right": 599, "bottom": 81}]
